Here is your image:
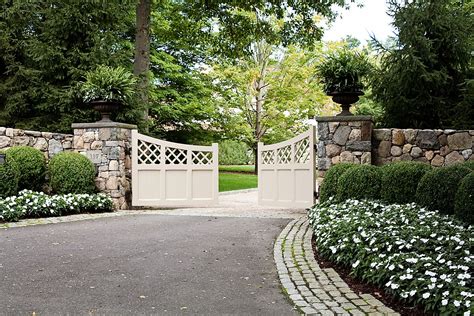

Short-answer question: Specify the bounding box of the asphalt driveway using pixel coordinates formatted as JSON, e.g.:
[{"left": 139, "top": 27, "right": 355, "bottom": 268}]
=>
[{"left": 0, "top": 214, "right": 297, "bottom": 315}]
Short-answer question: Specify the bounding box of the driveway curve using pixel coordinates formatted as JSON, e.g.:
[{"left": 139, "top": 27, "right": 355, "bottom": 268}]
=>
[{"left": 0, "top": 214, "right": 298, "bottom": 315}]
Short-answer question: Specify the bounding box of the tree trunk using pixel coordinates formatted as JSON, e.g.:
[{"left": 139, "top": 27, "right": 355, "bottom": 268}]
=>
[
  {"left": 253, "top": 143, "right": 258, "bottom": 175},
  {"left": 251, "top": 41, "right": 270, "bottom": 175},
  {"left": 134, "top": 0, "right": 151, "bottom": 124},
  {"left": 254, "top": 87, "right": 261, "bottom": 175}
]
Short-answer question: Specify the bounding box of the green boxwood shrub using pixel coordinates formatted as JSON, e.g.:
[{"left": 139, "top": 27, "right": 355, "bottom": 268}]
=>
[
  {"left": 380, "top": 161, "right": 431, "bottom": 204},
  {"left": 7, "top": 146, "right": 46, "bottom": 191},
  {"left": 416, "top": 164, "right": 471, "bottom": 215},
  {"left": 454, "top": 173, "right": 474, "bottom": 225},
  {"left": 319, "top": 163, "right": 356, "bottom": 202},
  {"left": 337, "top": 165, "right": 381, "bottom": 201},
  {"left": 0, "top": 151, "right": 20, "bottom": 198},
  {"left": 49, "top": 152, "right": 96, "bottom": 194},
  {"left": 463, "top": 160, "right": 474, "bottom": 170}
]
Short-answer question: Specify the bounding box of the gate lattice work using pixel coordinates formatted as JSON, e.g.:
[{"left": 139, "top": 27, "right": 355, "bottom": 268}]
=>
[
  {"left": 258, "top": 126, "right": 316, "bottom": 208},
  {"left": 132, "top": 130, "right": 218, "bottom": 207}
]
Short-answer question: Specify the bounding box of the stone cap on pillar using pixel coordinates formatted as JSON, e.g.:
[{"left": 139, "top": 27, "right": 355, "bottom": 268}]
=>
[
  {"left": 71, "top": 122, "right": 138, "bottom": 129},
  {"left": 315, "top": 115, "right": 373, "bottom": 123}
]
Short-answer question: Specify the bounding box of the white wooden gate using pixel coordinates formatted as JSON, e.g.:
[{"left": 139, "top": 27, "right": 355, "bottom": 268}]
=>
[
  {"left": 132, "top": 130, "right": 218, "bottom": 207},
  {"left": 258, "top": 126, "right": 316, "bottom": 208}
]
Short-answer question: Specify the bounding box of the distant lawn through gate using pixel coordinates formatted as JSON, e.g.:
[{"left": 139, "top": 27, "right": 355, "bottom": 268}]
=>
[{"left": 218, "top": 165, "right": 257, "bottom": 192}]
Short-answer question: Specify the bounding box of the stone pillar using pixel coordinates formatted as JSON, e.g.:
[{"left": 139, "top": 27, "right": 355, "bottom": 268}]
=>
[
  {"left": 71, "top": 122, "right": 137, "bottom": 210},
  {"left": 315, "top": 116, "right": 373, "bottom": 178}
]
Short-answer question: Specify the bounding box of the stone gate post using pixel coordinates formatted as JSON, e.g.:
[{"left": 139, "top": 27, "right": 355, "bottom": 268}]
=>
[
  {"left": 315, "top": 116, "right": 373, "bottom": 178},
  {"left": 71, "top": 122, "right": 137, "bottom": 210}
]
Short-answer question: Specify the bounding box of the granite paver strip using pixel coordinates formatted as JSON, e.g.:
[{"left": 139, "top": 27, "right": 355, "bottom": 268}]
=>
[{"left": 274, "top": 216, "right": 400, "bottom": 315}]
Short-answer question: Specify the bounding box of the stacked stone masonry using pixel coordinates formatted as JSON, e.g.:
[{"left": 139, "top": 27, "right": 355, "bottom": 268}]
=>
[
  {"left": 72, "top": 123, "right": 134, "bottom": 210},
  {"left": 0, "top": 127, "right": 73, "bottom": 158},
  {"left": 0, "top": 123, "right": 135, "bottom": 210},
  {"left": 316, "top": 116, "right": 373, "bottom": 177},
  {"left": 315, "top": 116, "right": 474, "bottom": 177},
  {"left": 373, "top": 128, "right": 473, "bottom": 166}
]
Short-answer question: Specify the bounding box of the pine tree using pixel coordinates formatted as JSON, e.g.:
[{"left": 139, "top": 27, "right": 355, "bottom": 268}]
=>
[
  {"left": 372, "top": 0, "right": 473, "bottom": 129},
  {"left": 0, "top": 1, "right": 135, "bottom": 132}
]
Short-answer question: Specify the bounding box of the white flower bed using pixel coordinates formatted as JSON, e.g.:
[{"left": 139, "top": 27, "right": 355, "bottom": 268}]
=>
[
  {"left": 308, "top": 199, "right": 473, "bottom": 315},
  {"left": 0, "top": 190, "right": 113, "bottom": 222}
]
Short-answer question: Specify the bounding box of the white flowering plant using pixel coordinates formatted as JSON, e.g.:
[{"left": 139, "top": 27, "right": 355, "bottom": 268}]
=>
[
  {"left": 0, "top": 190, "right": 113, "bottom": 222},
  {"left": 308, "top": 198, "right": 473, "bottom": 315}
]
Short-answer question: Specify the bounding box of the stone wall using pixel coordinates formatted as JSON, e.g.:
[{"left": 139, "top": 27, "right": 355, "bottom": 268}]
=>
[
  {"left": 0, "top": 123, "right": 136, "bottom": 210},
  {"left": 373, "top": 129, "right": 473, "bottom": 166},
  {"left": 316, "top": 116, "right": 474, "bottom": 178},
  {"left": 316, "top": 116, "right": 373, "bottom": 177},
  {"left": 0, "top": 127, "right": 73, "bottom": 158},
  {"left": 72, "top": 122, "right": 135, "bottom": 210}
]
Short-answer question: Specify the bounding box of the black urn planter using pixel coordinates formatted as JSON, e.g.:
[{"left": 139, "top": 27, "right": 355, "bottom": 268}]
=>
[
  {"left": 91, "top": 100, "right": 121, "bottom": 122},
  {"left": 327, "top": 91, "right": 364, "bottom": 116}
]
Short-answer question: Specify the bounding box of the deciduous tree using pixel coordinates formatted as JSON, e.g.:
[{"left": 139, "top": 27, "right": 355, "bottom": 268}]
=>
[{"left": 212, "top": 42, "right": 328, "bottom": 172}]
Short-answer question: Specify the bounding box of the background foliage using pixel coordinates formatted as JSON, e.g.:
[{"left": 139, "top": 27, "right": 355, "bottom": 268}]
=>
[{"left": 218, "top": 140, "right": 251, "bottom": 165}]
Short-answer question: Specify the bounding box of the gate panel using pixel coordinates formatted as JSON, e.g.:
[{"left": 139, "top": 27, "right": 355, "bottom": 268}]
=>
[
  {"left": 258, "top": 126, "right": 316, "bottom": 208},
  {"left": 132, "top": 130, "right": 218, "bottom": 207}
]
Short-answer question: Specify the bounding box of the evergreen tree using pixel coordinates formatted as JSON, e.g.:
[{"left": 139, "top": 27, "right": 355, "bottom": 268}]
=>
[
  {"left": 0, "top": 0, "right": 135, "bottom": 132},
  {"left": 372, "top": 0, "right": 473, "bottom": 129}
]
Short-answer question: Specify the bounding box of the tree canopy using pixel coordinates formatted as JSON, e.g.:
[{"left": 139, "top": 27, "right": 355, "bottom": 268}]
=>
[
  {"left": 371, "top": 0, "right": 473, "bottom": 129},
  {"left": 0, "top": 0, "right": 356, "bottom": 139}
]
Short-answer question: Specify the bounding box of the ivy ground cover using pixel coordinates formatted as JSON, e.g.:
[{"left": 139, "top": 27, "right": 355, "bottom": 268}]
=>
[{"left": 308, "top": 199, "right": 473, "bottom": 315}]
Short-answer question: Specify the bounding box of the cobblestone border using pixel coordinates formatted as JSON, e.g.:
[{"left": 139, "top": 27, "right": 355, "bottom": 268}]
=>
[{"left": 274, "top": 216, "right": 399, "bottom": 315}]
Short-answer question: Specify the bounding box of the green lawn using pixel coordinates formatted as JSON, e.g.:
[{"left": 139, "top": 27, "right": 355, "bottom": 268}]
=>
[
  {"left": 219, "top": 172, "right": 258, "bottom": 192},
  {"left": 218, "top": 165, "right": 255, "bottom": 174}
]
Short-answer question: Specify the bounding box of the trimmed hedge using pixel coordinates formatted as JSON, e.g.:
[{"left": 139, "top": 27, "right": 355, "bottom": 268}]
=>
[
  {"left": 416, "top": 164, "right": 471, "bottom": 215},
  {"left": 337, "top": 165, "right": 382, "bottom": 201},
  {"left": 0, "top": 151, "right": 20, "bottom": 198},
  {"left": 7, "top": 146, "right": 46, "bottom": 191},
  {"left": 319, "top": 163, "right": 356, "bottom": 202},
  {"left": 380, "top": 161, "right": 431, "bottom": 204},
  {"left": 49, "top": 152, "right": 96, "bottom": 194},
  {"left": 454, "top": 173, "right": 474, "bottom": 225},
  {"left": 463, "top": 160, "right": 474, "bottom": 170}
]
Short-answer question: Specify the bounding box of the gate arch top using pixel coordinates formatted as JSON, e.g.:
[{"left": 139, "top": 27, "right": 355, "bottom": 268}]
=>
[
  {"left": 258, "top": 126, "right": 316, "bottom": 208},
  {"left": 132, "top": 130, "right": 218, "bottom": 207}
]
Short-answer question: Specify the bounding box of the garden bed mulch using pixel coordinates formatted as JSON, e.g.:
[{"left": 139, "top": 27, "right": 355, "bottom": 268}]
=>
[{"left": 311, "top": 237, "right": 430, "bottom": 316}]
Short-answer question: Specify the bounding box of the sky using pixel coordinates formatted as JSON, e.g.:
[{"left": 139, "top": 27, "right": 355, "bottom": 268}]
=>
[{"left": 322, "top": 1, "right": 395, "bottom": 44}]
